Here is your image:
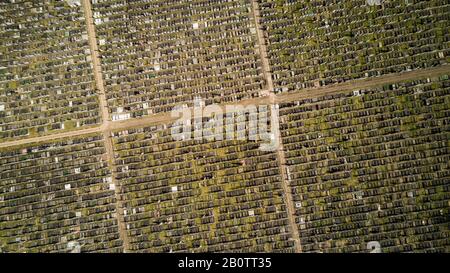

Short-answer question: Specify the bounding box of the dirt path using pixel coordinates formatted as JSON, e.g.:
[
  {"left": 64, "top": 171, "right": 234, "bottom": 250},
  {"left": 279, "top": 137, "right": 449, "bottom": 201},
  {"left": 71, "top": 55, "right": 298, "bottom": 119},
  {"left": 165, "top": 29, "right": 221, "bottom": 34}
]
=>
[
  {"left": 250, "top": 0, "right": 303, "bottom": 253},
  {"left": 81, "top": 0, "right": 131, "bottom": 252},
  {"left": 1, "top": 65, "right": 448, "bottom": 148},
  {"left": 81, "top": 0, "right": 110, "bottom": 124},
  {"left": 102, "top": 131, "right": 131, "bottom": 252},
  {"left": 276, "top": 64, "right": 450, "bottom": 104},
  {"left": 274, "top": 127, "right": 303, "bottom": 252},
  {"left": 250, "top": 0, "right": 274, "bottom": 97},
  {"left": 0, "top": 126, "right": 102, "bottom": 149}
]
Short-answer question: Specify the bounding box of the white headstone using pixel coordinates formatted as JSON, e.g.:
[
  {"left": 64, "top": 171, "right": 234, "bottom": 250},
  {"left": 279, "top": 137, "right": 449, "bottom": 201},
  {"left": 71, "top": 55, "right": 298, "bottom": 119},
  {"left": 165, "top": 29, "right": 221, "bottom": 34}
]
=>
[
  {"left": 65, "top": 0, "right": 81, "bottom": 7},
  {"left": 103, "top": 177, "right": 112, "bottom": 183}
]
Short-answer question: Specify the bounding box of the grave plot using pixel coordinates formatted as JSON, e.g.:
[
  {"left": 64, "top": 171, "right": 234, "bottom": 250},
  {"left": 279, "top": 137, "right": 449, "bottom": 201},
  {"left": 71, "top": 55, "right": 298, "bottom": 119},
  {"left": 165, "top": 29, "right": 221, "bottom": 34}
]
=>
[
  {"left": 0, "top": 134, "right": 123, "bottom": 252},
  {"left": 279, "top": 75, "right": 450, "bottom": 252},
  {"left": 258, "top": 0, "right": 449, "bottom": 92},
  {"left": 111, "top": 111, "right": 296, "bottom": 252},
  {"left": 0, "top": 0, "right": 102, "bottom": 141},
  {"left": 92, "top": 0, "right": 265, "bottom": 119}
]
